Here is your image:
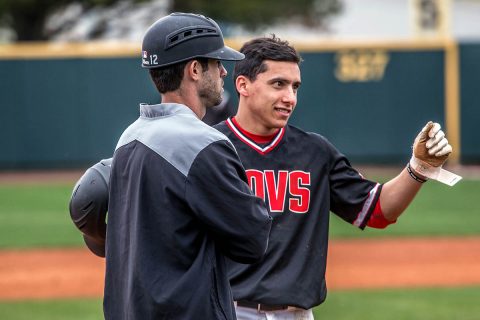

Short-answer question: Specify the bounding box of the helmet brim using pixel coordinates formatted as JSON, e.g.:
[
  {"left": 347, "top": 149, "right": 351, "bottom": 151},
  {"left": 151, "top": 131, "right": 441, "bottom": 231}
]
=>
[
  {"left": 142, "top": 45, "right": 245, "bottom": 68},
  {"left": 83, "top": 234, "right": 105, "bottom": 258},
  {"left": 202, "top": 45, "right": 245, "bottom": 61}
]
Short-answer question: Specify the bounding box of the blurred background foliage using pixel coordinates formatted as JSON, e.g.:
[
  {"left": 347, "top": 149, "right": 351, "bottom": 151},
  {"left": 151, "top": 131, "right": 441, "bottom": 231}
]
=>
[
  {"left": 172, "top": 0, "right": 342, "bottom": 30},
  {"left": 0, "top": 0, "right": 148, "bottom": 41},
  {"left": 0, "top": 0, "right": 342, "bottom": 41}
]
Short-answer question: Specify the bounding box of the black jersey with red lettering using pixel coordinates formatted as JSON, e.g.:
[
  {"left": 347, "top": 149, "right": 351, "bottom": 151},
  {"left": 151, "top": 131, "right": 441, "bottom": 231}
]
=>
[{"left": 214, "top": 118, "right": 382, "bottom": 309}]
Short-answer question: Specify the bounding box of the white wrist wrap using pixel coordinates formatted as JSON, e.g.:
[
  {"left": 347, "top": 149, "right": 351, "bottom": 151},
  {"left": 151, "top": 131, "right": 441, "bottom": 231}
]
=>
[{"left": 409, "top": 157, "right": 462, "bottom": 186}]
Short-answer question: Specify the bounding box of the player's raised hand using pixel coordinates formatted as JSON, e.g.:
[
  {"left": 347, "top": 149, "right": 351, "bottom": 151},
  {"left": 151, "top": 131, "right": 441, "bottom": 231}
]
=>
[
  {"left": 412, "top": 121, "right": 452, "bottom": 168},
  {"left": 409, "top": 121, "right": 461, "bottom": 186}
]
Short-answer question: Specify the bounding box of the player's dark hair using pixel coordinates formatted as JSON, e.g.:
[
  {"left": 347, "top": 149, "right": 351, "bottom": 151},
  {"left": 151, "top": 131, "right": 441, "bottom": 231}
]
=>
[
  {"left": 233, "top": 35, "right": 302, "bottom": 85},
  {"left": 149, "top": 58, "right": 209, "bottom": 93}
]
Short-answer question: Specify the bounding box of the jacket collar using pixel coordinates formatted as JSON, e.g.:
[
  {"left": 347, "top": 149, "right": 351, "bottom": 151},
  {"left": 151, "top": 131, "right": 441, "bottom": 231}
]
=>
[{"left": 139, "top": 103, "right": 197, "bottom": 119}]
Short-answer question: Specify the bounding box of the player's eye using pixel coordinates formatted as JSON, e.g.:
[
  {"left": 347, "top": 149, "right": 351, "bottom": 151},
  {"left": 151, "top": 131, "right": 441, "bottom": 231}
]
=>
[{"left": 273, "top": 81, "right": 283, "bottom": 88}]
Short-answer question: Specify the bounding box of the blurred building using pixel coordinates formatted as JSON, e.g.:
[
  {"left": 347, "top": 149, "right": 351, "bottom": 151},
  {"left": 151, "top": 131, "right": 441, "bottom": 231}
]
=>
[
  {"left": 329, "top": 0, "right": 480, "bottom": 40},
  {"left": 2, "top": 0, "right": 479, "bottom": 43},
  {"left": 43, "top": 0, "right": 480, "bottom": 42}
]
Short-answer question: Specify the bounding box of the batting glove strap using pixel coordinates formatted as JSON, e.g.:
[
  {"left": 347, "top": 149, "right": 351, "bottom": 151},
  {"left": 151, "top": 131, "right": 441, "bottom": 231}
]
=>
[
  {"left": 409, "top": 156, "right": 462, "bottom": 186},
  {"left": 406, "top": 162, "right": 427, "bottom": 183}
]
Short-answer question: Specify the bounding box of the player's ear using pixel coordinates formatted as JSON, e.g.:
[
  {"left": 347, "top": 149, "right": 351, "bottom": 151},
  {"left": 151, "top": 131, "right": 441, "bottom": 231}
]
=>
[
  {"left": 186, "top": 60, "right": 201, "bottom": 81},
  {"left": 236, "top": 75, "right": 250, "bottom": 97}
]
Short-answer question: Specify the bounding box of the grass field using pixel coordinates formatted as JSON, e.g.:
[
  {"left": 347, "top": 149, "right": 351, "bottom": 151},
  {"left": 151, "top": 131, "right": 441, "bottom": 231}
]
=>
[
  {"left": 331, "top": 179, "right": 480, "bottom": 238},
  {"left": 1, "top": 179, "right": 479, "bottom": 249},
  {"left": 1, "top": 286, "right": 480, "bottom": 320},
  {"left": 0, "top": 178, "right": 479, "bottom": 319},
  {"left": 313, "top": 286, "right": 480, "bottom": 320},
  {"left": 0, "top": 184, "right": 80, "bottom": 248},
  {"left": 0, "top": 298, "right": 103, "bottom": 320}
]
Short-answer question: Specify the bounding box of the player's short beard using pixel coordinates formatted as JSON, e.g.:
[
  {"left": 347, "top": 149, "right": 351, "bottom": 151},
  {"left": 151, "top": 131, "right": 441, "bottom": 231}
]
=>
[{"left": 198, "top": 73, "right": 223, "bottom": 108}]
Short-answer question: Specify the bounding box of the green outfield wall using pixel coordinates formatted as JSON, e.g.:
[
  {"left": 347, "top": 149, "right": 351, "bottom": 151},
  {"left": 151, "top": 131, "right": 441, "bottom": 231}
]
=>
[
  {"left": 459, "top": 42, "right": 480, "bottom": 164},
  {"left": 0, "top": 39, "right": 478, "bottom": 169}
]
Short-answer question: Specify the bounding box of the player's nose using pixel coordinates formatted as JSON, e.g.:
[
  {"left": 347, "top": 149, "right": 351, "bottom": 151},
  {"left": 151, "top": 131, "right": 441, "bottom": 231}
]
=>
[
  {"left": 282, "top": 86, "right": 297, "bottom": 106},
  {"left": 220, "top": 63, "right": 227, "bottom": 78}
]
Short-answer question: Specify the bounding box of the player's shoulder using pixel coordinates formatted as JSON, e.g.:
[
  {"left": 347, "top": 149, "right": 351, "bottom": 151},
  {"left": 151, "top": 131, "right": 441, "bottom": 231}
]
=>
[
  {"left": 120, "top": 110, "right": 231, "bottom": 154},
  {"left": 196, "top": 118, "right": 230, "bottom": 142},
  {"left": 213, "top": 120, "right": 229, "bottom": 134},
  {"left": 286, "top": 124, "right": 334, "bottom": 148},
  {"left": 188, "top": 120, "right": 237, "bottom": 157},
  {"left": 156, "top": 111, "right": 229, "bottom": 146}
]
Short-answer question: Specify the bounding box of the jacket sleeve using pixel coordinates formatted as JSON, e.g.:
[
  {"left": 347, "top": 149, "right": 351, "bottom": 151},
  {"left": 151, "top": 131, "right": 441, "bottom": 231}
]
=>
[{"left": 185, "top": 140, "right": 272, "bottom": 264}]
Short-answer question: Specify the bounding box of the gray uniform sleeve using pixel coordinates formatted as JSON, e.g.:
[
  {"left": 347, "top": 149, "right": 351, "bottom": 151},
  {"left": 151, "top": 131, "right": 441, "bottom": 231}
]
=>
[
  {"left": 186, "top": 140, "right": 272, "bottom": 264},
  {"left": 69, "top": 158, "right": 111, "bottom": 257}
]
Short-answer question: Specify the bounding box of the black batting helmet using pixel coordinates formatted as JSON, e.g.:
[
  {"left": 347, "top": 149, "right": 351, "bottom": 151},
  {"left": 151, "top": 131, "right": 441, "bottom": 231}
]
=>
[
  {"left": 141, "top": 12, "right": 244, "bottom": 68},
  {"left": 69, "top": 159, "right": 111, "bottom": 258}
]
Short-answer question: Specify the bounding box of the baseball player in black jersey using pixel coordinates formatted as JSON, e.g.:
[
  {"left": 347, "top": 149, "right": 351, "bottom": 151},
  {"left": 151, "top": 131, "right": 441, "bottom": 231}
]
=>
[
  {"left": 217, "top": 36, "right": 457, "bottom": 320},
  {"left": 70, "top": 35, "right": 458, "bottom": 320},
  {"left": 75, "top": 13, "right": 273, "bottom": 320}
]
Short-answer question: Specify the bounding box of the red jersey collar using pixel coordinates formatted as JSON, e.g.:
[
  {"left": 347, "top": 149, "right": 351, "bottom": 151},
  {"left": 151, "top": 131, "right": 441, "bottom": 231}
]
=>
[{"left": 226, "top": 117, "right": 285, "bottom": 155}]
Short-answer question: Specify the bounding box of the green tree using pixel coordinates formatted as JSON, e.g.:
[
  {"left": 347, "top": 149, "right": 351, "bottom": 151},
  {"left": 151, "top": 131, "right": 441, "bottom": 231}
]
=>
[
  {"left": 0, "top": 0, "right": 139, "bottom": 41},
  {"left": 0, "top": 0, "right": 342, "bottom": 41},
  {"left": 171, "top": 0, "right": 343, "bottom": 31}
]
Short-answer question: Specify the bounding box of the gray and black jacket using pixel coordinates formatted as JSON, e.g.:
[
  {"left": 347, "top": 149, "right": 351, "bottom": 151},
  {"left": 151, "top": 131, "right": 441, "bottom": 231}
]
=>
[{"left": 103, "top": 103, "right": 272, "bottom": 320}]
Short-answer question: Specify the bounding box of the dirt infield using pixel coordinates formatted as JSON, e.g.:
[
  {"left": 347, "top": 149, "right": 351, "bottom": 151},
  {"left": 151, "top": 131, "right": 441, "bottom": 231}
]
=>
[
  {"left": 1, "top": 237, "right": 480, "bottom": 300},
  {"left": 0, "top": 168, "right": 479, "bottom": 301}
]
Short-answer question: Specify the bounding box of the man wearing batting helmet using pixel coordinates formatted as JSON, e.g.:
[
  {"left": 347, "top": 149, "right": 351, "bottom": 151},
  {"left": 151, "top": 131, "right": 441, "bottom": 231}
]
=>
[
  {"left": 79, "top": 13, "right": 273, "bottom": 320},
  {"left": 71, "top": 34, "right": 460, "bottom": 319}
]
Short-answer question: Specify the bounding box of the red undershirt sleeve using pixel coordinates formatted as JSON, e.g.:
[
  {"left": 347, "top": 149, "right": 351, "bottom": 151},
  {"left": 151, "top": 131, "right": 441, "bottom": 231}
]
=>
[{"left": 366, "top": 198, "right": 396, "bottom": 229}]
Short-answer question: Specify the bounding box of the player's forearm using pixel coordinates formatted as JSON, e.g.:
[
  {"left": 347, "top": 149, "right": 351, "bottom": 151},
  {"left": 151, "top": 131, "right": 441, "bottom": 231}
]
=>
[{"left": 379, "top": 168, "right": 423, "bottom": 221}]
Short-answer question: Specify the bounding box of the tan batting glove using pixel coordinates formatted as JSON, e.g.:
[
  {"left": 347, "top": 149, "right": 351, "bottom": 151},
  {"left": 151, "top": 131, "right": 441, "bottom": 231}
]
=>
[{"left": 409, "top": 121, "right": 461, "bottom": 186}]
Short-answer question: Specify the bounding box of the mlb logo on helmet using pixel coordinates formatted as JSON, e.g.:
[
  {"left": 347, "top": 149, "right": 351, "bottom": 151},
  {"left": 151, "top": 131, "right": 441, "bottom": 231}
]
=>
[{"left": 142, "top": 50, "right": 151, "bottom": 66}]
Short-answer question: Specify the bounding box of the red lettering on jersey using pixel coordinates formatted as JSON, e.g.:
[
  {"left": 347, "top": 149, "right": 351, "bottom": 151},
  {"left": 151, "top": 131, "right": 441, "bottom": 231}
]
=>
[
  {"left": 245, "top": 169, "right": 311, "bottom": 214},
  {"left": 265, "top": 170, "right": 289, "bottom": 212},
  {"left": 246, "top": 169, "right": 265, "bottom": 201},
  {"left": 289, "top": 171, "right": 311, "bottom": 214}
]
